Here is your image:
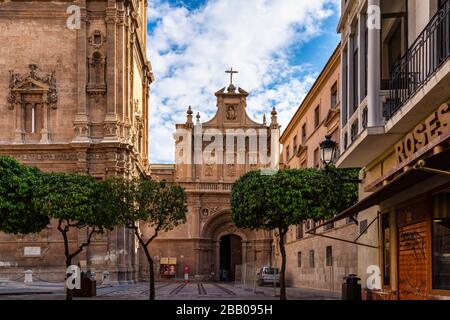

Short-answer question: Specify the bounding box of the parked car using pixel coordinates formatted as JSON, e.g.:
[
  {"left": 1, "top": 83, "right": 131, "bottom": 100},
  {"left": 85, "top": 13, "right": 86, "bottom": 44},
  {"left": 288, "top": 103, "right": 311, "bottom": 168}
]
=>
[{"left": 257, "top": 266, "right": 280, "bottom": 286}]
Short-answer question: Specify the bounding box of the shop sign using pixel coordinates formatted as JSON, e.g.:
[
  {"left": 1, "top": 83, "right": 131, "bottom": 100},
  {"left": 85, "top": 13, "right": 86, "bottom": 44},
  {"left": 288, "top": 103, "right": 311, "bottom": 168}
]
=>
[{"left": 395, "top": 102, "right": 449, "bottom": 164}]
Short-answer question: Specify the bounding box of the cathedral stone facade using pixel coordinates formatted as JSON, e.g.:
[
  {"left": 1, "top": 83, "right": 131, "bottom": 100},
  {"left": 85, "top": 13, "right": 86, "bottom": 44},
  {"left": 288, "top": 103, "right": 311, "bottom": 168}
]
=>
[
  {"left": 146, "top": 80, "right": 279, "bottom": 281},
  {"left": 0, "top": 0, "right": 152, "bottom": 282}
]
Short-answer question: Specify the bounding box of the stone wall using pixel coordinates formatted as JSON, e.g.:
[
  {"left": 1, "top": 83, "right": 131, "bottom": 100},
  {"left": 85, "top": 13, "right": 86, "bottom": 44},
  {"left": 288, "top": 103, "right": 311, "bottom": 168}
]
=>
[{"left": 281, "top": 221, "right": 358, "bottom": 292}]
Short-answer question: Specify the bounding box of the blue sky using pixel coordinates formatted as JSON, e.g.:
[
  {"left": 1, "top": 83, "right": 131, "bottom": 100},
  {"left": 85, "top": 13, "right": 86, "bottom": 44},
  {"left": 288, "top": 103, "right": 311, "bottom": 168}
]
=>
[{"left": 147, "top": 0, "right": 341, "bottom": 163}]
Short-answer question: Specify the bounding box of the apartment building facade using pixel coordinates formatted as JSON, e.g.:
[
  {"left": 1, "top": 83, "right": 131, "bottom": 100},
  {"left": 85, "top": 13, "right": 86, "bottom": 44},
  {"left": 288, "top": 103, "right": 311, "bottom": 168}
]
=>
[
  {"left": 278, "top": 45, "right": 358, "bottom": 292},
  {"left": 324, "top": 0, "right": 450, "bottom": 300}
]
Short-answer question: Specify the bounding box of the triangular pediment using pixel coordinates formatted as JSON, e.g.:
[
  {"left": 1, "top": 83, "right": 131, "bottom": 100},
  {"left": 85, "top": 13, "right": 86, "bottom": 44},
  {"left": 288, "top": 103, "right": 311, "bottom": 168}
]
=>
[
  {"left": 12, "top": 78, "right": 50, "bottom": 93},
  {"left": 296, "top": 144, "right": 308, "bottom": 158},
  {"left": 324, "top": 108, "right": 340, "bottom": 127}
]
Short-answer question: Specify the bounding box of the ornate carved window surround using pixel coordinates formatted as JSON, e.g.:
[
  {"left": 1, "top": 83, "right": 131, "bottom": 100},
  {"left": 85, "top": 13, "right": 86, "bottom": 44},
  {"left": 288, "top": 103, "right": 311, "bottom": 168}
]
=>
[{"left": 8, "top": 64, "right": 58, "bottom": 144}]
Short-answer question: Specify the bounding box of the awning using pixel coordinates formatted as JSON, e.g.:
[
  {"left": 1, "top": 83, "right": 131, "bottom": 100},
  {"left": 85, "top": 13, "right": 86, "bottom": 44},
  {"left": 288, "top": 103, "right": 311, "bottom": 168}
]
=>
[{"left": 310, "top": 146, "right": 450, "bottom": 233}]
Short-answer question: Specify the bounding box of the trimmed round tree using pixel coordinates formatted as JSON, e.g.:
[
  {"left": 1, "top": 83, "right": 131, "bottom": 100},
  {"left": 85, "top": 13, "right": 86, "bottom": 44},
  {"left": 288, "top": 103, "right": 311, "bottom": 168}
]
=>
[
  {"left": 34, "top": 172, "right": 117, "bottom": 300},
  {"left": 98, "top": 178, "right": 188, "bottom": 300},
  {"left": 0, "top": 156, "right": 49, "bottom": 234},
  {"left": 231, "top": 168, "right": 358, "bottom": 300}
]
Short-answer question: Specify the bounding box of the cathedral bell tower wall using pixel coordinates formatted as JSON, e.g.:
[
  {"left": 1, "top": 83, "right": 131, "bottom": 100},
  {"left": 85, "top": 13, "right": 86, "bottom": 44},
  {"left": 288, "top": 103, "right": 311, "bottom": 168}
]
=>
[{"left": 0, "top": 0, "right": 153, "bottom": 284}]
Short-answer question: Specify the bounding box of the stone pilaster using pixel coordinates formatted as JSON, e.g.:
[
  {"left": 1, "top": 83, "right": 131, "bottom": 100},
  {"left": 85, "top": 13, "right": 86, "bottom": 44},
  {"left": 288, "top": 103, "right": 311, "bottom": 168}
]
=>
[
  {"left": 103, "top": 2, "right": 119, "bottom": 142},
  {"left": 73, "top": 1, "right": 91, "bottom": 143}
]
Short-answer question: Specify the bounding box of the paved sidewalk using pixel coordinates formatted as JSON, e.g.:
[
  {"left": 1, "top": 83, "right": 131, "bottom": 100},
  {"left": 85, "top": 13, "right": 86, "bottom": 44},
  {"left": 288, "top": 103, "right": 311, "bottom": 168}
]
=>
[
  {"left": 0, "top": 281, "right": 340, "bottom": 300},
  {"left": 0, "top": 281, "right": 64, "bottom": 296}
]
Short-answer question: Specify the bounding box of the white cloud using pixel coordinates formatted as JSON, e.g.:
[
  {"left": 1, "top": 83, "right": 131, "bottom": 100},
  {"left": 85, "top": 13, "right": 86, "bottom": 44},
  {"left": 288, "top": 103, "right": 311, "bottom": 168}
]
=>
[{"left": 147, "top": 0, "right": 338, "bottom": 163}]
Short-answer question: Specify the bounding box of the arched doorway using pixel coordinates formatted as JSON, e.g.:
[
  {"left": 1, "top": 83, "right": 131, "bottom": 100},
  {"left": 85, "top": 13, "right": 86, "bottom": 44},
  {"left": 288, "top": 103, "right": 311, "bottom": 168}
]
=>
[{"left": 219, "top": 234, "right": 242, "bottom": 281}]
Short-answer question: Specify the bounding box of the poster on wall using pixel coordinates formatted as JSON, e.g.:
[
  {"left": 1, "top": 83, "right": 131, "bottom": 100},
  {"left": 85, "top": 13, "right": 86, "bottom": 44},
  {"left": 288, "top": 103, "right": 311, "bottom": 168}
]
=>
[{"left": 160, "top": 257, "right": 177, "bottom": 276}]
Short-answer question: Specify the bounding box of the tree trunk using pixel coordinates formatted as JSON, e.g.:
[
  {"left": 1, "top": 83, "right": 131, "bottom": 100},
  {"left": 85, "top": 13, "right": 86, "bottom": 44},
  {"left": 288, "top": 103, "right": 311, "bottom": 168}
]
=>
[
  {"left": 58, "top": 223, "right": 95, "bottom": 301},
  {"left": 278, "top": 227, "right": 287, "bottom": 301},
  {"left": 65, "top": 256, "right": 73, "bottom": 301},
  {"left": 149, "top": 257, "right": 155, "bottom": 300},
  {"left": 133, "top": 226, "right": 159, "bottom": 300},
  {"left": 61, "top": 227, "right": 73, "bottom": 301},
  {"left": 142, "top": 245, "right": 155, "bottom": 300}
]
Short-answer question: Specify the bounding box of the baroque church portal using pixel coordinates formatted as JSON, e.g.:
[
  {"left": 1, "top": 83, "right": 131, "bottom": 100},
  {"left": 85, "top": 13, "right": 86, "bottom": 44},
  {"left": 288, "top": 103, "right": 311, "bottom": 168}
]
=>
[{"left": 147, "top": 71, "right": 280, "bottom": 281}]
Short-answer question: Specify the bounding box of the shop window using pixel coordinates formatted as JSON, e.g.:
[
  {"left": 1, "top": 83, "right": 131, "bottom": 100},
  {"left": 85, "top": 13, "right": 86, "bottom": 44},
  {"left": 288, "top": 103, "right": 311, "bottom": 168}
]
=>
[
  {"left": 433, "top": 193, "right": 450, "bottom": 290},
  {"left": 297, "top": 252, "right": 302, "bottom": 268},
  {"left": 326, "top": 246, "right": 333, "bottom": 267},
  {"left": 381, "top": 213, "right": 390, "bottom": 286}
]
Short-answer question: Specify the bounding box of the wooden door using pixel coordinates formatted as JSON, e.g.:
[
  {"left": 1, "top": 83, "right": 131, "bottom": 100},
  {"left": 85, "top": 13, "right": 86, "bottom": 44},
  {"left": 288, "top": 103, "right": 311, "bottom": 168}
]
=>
[{"left": 398, "top": 222, "right": 428, "bottom": 300}]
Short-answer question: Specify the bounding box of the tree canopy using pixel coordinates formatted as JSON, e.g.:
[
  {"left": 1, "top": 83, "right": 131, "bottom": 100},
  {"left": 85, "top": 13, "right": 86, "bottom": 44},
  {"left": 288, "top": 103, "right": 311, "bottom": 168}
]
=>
[
  {"left": 230, "top": 167, "right": 359, "bottom": 300},
  {"left": 35, "top": 172, "right": 117, "bottom": 232},
  {"left": 231, "top": 168, "right": 358, "bottom": 231},
  {"left": 0, "top": 156, "right": 49, "bottom": 234},
  {"left": 33, "top": 172, "right": 118, "bottom": 300},
  {"left": 97, "top": 177, "right": 188, "bottom": 300}
]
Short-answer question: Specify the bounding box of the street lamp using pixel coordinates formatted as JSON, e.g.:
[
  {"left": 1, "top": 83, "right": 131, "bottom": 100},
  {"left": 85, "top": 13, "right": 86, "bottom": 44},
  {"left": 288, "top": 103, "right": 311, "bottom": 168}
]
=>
[
  {"left": 320, "top": 135, "right": 337, "bottom": 168},
  {"left": 319, "top": 135, "right": 362, "bottom": 183}
]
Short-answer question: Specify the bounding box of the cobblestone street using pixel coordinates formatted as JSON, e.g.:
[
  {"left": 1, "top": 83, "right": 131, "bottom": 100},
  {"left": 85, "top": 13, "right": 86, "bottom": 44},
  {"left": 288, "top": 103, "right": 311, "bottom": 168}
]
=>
[{"left": 0, "top": 281, "right": 340, "bottom": 300}]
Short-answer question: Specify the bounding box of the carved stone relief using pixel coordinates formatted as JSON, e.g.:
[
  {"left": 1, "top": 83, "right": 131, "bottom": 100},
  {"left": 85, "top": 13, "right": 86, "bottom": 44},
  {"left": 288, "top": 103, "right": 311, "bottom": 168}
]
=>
[
  {"left": 227, "top": 225, "right": 237, "bottom": 234},
  {"left": 226, "top": 163, "right": 236, "bottom": 177},
  {"left": 200, "top": 207, "right": 220, "bottom": 222},
  {"left": 8, "top": 64, "right": 58, "bottom": 110},
  {"left": 226, "top": 104, "right": 237, "bottom": 120},
  {"left": 88, "top": 30, "right": 106, "bottom": 49},
  {"left": 204, "top": 156, "right": 214, "bottom": 176}
]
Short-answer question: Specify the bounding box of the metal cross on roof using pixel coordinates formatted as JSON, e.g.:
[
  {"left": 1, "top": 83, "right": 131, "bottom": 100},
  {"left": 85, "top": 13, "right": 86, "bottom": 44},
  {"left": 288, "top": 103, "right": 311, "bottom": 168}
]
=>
[{"left": 225, "top": 67, "right": 238, "bottom": 85}]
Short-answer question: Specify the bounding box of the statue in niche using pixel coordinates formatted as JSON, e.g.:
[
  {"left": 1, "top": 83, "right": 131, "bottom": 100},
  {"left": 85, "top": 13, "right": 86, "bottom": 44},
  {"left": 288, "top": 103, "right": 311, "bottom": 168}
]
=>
[
  {"left": 87, "top": 51, "right": 106, "bottom": 97},
  {"left": 201, "top": 208, "right": 209, "bottom": 221},
  {"left": 204, "top": 156, "right": 214, "bottom": 177},
  {"left": 227, "top": 163, "right": 236, "bottom": 177},
  {"left": 204, "top": 163, "right": 213, "bottom": 177}
]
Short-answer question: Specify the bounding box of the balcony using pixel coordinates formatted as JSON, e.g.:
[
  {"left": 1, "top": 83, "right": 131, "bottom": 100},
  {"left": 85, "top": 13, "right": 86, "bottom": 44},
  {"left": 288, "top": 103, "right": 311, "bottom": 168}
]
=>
[
  {"left": 178, "top": 181, "right": 233, "bottom": 194},
  {"left": 337, "top": 89, "right": 405, "bottom": 168},
  {"left": 385, "top": 0, "right": 450, "bottom": 133},
  {"left": 337, "top": 0, "right": 450, "bottom": 168}
]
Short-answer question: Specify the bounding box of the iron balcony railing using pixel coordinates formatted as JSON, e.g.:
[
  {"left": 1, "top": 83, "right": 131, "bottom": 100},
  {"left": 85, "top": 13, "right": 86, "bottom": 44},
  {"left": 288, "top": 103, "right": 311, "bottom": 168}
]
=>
[{"left": 385, "top": 0, "right": 450, "bottom": 120}]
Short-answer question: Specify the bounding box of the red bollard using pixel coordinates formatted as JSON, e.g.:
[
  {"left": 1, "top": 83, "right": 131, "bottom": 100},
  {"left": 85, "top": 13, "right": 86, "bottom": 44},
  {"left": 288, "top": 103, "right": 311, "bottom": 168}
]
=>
[{"left": 184, "top": 265, "right": 189, "bottom": 284}]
